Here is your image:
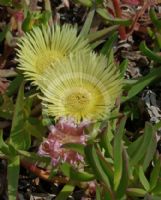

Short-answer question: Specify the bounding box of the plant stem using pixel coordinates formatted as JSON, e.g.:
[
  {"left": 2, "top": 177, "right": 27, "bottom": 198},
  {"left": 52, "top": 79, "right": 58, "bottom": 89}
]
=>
[
  {"left": 21, "top": 160, "right": 68, "bottom": 184},
  {"left": 44, "top": 0, "right": 53, "bottom": 25},
  {"left": 112, "top": 0, "right": 126, "bottom": 40}
]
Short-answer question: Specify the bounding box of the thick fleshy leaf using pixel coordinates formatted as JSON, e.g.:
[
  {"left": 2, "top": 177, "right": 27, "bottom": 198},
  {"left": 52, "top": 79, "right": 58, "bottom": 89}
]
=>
[
  {"left": 10, "top": 82, "right": 31, "bottom": 150},
  {"left": 88, "top": 26, "right": 118, "bottom": 42},
  {"left": 97, "top": 148, "right": 113, "bottom": 184},
  {"left": 96, "top": 186, "right": 102, "bottom": 200},
  {"left": 85, "top": 145, "right": 116, "bottom": 199},
  {"left": 55, "top": 184, "right": 75, "bottom": 200},
  {"left": 127, "top": 136, "right": 143, "bottom": 157},
  {"left": 120, "top": 59, "right": 128, "bottom": 77},
  {"left": 130, "top": 123, "right": 154, "bottom": 166},
  {"left": 100, "top": 123, "right": 113, "bottom": 157},
  {"left": 114, "top": 117, "right": 126, "bottom": 191},
  {"left": 85, "top": 144, "right": 111, "bottom": 189},
  {"left": 60, "top": 163, "right": 95, "bottom": 181},
  {"left": 149, "top": 8, "right": 161, "bottom": 29},
  {"left": 0, "top": 129, "right": 10, "bottom": 155},
  {"left": 18, "top": 150, "right": 51, "bottom": 167},
  {"left": 0, "top": 95, "right": 14, "bottom": 120},
  {"left": 150, "top": 159, "right": 161, "bottom": 191},
  {"left": 0, "top": 0, "right": 12, "bottom": 6},
  {"left": 142, "top": 134, "right": 157, "bottom": 171},
  {"left": 73, "top": 0, "right": 92, "bottom": 7},
  {"left": 127, "top": 188, "right": 147, "bottom": 197},
  {"left": 116, "top": 149, "right": 129, "bottom": 199},
  {"left": 151, "top": 180, "right": 161, "bottom": 195},
  {"left": 80, "top": 9, "right": 95, "bottom": 37},
  {"left": 100, "top": 32, "right": 118, "bottom": 56},
  {"left": 0, "top": 25, "right": 9, "bottom": 42},
  {"left": 151, "top": 196, "right": 161, "bottom": 200},
  {"left": 96, "top": 8, "right": 132, "bottom": 26},
  {"left": 7, "top": 156, "right": 20, "bottom": 200},
  {"left": 139, "top": 166, "right": 150, "bottom": 191},
  {"left": 7, "top": 75, "right": 23, "bottom": 97},
  {"left": 122, "top": 66, "right": 161, "bottom": 102},
  {"left": 0, "top": 130, "right": 17, "bottom": 157},
  {"left": 140, "top": 42, "right": 161, "bottom": 63},
  {"left": 25, "top": 118, "right": 46, "bottom": 140},
  {"left": 61, "top": 143, "right": 85, "bottom": 156}
]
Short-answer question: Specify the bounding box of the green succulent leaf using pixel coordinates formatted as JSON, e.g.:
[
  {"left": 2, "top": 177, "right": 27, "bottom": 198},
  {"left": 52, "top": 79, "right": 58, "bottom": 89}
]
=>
[
  {"left": 61, "top": 143, "right": 85, "bottom": 156},
  {"left": 142, "top": 134, "right": 157, "bottom": 171},
  {"left": 139, "top": 166, "right": 150, "bottom": 191},
  {"left": 73, "top": 0, "right": 92, "bottom": 7},
  {"left": 122, "top": 66, "right": 161, "bottom": 102},
  {"left": 116, "top": 149, "right": 129, "bottom": 199},
  {"left": 140, "top": 42, "right": 161, "bottom": 63},
  {"left": 150, "top": 159, "right": 161, "bottom": 191},
  {"left": 7, "top": 156, "right": 20, "bottom": 200},
  {"left": 96, "top": 8, "right": 132, "bottom": 26},
  {"left": 100, "top": 123, "right": 113, "bottom": 157},
  {"left": 129, "top": 123, "right": 154, "bottom": 166},
  {"left": 97, "top": 149, "right": 113, "bottom": 184},
  {"left": 0, "top": 129, "right": 10, "bottom": 155},
  {"left": 80, "top": 9, "right": 95, "bottom": 37},
  {"left": 88, "top": 26, "right": 118, "bottom": 42},
  {"left": 114, "top": 117, "right": 126, "bottom": 191},
  {"left": 10, "top": 82, "right": 31, "bottom": 150},
  {"left": 100, "top": 32, "right": 118, "bottom": 56},
  {"left": 0, "top": 95, "right": 14, "bottom": 120},
  {"left": 127, "top": 188, "right": 147, "bottom": 197},
  {"left": 120, "top": 59, "right": 128, "bottom": 77},
  {"left": 0, "top": 25, "right": 9, "bottom": 42},
  {"left": 151, "top": 180, "right": 161, "bottom": 195},
  {"left": 0, "top": 0, "right": 12, "bottom": 6},
  {"left": 25, "top": 118, "right": 46, "bottom": 140},
  {"left": 0, "top": 130, "right": 17, "bottom": 157},
  {"left": 85, "top": 144, "right": 112, "bottom": 189},
  {"left": 7, "top": 75, "right": 24, "bottom": 97},
  {"left": 55, "top": 184, "right": 75, "bottom": 200},
  {"left": 60, "top": 162, "right": 94, "bottom": 181},
  {"left": 96, "top": 186, "right": 102, "bottom": 200},
  {"left": 149, "top": 8, "right": 161, "bottom": 30}
]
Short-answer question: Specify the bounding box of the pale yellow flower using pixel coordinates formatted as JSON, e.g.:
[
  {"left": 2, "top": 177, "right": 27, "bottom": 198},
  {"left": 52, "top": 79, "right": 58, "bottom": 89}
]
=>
[
  {"left": 40, "top": 53, "right": 122, "bottom": 123},
  {"left": 16, "top": 24, "right": 90, "bottom": 84}
]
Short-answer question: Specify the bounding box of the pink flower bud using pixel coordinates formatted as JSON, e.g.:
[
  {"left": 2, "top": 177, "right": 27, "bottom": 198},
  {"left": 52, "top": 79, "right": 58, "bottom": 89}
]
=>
[{"left": 38, "top": 118, "right": 89, "bottom": 166}]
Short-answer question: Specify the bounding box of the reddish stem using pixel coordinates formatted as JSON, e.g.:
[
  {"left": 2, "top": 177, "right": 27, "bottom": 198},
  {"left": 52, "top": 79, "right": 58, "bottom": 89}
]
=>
[
  {"left": 127, "top": 2, "right": 151, "bottom": 37},
  {"left": 21, "top": 160, "right": 68, "bottom": 184},
  {"left": 112, "top": 0, "right": 126, "bottom": 40}
]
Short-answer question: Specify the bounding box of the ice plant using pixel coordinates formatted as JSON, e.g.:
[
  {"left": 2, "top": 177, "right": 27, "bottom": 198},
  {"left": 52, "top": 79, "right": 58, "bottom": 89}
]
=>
[
  {"left": 40, "top": 53, "right": 123, "bottom": 123},
  {"left": 16, "top": 24, "right": 90, "bottom": 85},
  {"left": 38, "top": 118, "right": 88, "bottom": 166}
]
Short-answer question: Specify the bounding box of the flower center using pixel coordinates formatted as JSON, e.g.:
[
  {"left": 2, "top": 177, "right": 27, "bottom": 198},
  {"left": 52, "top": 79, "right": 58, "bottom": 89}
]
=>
[
  {"left": 65, "top": 90, "right": 91, "bottom": 111},
  {"left": 36, "top": 50, "right": 63, "bottom": 75}
]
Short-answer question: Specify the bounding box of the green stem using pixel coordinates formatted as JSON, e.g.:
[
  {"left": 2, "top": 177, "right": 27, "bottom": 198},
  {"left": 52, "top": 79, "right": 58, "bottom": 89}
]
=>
[{"left": 44, "top": 0, "right": 53, "bottom": 25}]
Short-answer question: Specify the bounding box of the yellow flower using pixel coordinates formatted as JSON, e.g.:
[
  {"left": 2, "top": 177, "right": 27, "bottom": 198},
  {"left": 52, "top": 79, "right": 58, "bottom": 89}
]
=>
[
  {"left": 16, "top": 24, "right": 90, "bottom": 84},
  {"left": 40, "top": 53, "right": 123, "bottom": 123}
]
